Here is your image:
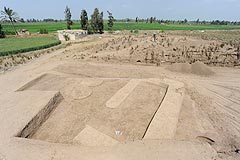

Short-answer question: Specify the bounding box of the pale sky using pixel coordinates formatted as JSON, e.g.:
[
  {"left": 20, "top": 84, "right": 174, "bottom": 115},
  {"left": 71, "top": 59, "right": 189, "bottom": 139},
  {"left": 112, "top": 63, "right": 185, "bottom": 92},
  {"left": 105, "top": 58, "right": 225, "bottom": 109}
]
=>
[{"left": 0, "top": 0, "right": 239, "bottom": 21}]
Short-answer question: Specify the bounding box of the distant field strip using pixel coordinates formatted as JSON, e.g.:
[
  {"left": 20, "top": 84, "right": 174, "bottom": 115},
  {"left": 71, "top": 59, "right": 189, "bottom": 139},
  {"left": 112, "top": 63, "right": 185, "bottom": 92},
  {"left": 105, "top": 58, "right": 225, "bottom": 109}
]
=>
[{"left": 2, "top": 22, "right": 240, "bottom": 34}]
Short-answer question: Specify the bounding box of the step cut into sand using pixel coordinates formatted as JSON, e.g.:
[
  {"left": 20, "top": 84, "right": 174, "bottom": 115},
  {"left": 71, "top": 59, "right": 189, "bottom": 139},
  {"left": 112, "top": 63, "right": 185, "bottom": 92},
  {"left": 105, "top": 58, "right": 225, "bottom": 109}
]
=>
[
  {"left": 73, "top": 125, "right": 119, "bottom": 146},
  {"left": 106, "top": 79, "right": 141, "bottom": 109}
]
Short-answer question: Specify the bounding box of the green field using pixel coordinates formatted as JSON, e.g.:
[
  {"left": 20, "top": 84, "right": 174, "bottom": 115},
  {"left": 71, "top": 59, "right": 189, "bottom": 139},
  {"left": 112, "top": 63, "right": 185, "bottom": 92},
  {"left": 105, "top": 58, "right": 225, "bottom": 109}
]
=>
[
  {"left": 0, "top": 36, "right": 60, "bottom": 56},
  {"left": 1, "top": 21, "right": 239, "bottom": 56},
  {"left": 2, "top": 21, "right": 240, "bottom": 34}
]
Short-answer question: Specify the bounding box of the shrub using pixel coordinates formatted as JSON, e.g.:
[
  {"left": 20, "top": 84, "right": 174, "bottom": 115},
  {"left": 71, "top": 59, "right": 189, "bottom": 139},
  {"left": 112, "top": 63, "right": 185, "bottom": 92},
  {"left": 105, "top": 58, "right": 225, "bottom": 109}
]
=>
[
  {"left": 39, "top": 29, "right": 48, "bottom": 34},
  {"left": 133, "top": 30, "right": 139, "bottom": 34},
  {"left": 0, "top": 24, "right": 6, "bottom": 38},
  {"left": 130, "top": 30, "right": 138, "bottom": 34},
  {"left": 63, "top": 34, "right": 70, "bottom": 41},
  {"left": 87, "top": 23, "right": 93, "bottom": 34}
]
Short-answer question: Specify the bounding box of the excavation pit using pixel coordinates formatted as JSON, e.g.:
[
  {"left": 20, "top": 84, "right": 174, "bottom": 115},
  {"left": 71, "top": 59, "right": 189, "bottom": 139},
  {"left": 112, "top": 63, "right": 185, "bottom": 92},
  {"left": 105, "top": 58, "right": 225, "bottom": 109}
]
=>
[{"left": 17, "top": 74, "right": 168, "bottom": 146}]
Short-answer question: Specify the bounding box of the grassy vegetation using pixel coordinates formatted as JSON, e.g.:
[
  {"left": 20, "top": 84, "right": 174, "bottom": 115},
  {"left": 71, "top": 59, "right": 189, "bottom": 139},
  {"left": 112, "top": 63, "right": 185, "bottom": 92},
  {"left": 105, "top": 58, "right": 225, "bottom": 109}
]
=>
[
  {"left": 111, "top": 22, "right": 240, "bottom": 31},
  {"left": 0, "top": 36, "right": 60, "bottom": 56},
  {"left": 2, "top": 21, "right": 240, "bottom": 34},
  {"left": 1, "top": 21, "right": 239, "bottom": 56},
  {"left": 2, "top": 22, "right": 74, "bottom": 34}
]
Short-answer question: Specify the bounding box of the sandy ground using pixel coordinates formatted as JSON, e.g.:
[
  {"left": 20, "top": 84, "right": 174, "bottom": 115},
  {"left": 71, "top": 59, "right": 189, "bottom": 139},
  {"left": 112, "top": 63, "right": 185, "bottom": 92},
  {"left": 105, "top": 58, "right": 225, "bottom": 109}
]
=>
[
  {"left": 27, "top": 76, "right": 167, "bottom": 143},
  {"left": 0, "top": 31, "right": 240, "bottom": 160}
]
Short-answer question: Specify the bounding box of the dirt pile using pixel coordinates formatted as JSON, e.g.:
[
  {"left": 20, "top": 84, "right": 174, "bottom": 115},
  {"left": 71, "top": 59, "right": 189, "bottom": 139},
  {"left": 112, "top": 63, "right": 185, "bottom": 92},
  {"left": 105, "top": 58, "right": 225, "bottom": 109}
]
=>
[
  {"left": 166, "top": 63, "right": 192, "bottom": 74},
  {"left": 167, "top": 61, "right": 215, "bottom": 76},
  {"left": 191, "top": 61, "right": 215, "bottom": 76}
]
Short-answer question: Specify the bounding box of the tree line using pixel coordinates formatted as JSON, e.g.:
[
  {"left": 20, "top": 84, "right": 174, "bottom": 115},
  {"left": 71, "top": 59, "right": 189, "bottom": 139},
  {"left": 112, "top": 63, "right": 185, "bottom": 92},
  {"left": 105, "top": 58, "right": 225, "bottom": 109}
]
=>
[
  {"left": 64, "top": 6, "right": 115, "bottom": 34},
  {"left": 0, "top": 6, "right": 115, "bottom": 37},
  {"left": 126, "top": 17, "right": 240, "bottom": 25}
]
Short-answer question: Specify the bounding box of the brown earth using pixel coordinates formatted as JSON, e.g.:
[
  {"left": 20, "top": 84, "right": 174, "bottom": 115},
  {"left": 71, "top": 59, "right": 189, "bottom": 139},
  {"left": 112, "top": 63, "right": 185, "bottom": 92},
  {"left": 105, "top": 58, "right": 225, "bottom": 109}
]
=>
[
  {"left": 167, "top": 61, "right": 215, "bottom": 76},
  {"left": 0, "top": 31, "right": 239, "bottom": 160}
]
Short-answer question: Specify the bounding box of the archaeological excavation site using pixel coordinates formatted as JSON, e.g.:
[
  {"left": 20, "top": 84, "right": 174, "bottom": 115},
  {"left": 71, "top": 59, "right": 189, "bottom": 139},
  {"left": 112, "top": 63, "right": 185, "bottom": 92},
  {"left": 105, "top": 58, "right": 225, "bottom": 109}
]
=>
[{"left": 0, "top": 30, "right": 240, "bottom": 160}]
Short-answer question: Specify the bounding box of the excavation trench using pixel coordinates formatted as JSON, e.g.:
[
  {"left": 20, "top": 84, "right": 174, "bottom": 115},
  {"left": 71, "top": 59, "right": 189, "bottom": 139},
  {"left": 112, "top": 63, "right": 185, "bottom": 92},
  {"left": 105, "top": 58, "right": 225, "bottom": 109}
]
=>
[
  {"left": 16, "top": 92, "right": 63, "bottom": 138},
  {"left": 16, "top": 74, "right": 168, "bottom": 145}
]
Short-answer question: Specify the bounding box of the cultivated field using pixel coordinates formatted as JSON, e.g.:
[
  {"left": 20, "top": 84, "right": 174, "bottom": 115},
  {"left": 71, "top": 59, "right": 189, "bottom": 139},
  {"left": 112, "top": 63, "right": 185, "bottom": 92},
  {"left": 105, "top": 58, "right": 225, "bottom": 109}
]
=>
[
  {"left": 0, "top": 30, "right": 239, "bottom": 160},
  {"left": 2, "top": 21, "right": 240, "bottom": 34},
  {"left": 0, "top": 36, "right": 60, "bottom": 56}
]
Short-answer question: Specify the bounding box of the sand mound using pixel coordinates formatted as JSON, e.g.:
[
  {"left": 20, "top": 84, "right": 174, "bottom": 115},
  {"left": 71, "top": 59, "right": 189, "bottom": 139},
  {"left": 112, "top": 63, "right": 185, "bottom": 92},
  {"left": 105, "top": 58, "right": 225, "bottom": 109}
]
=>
[
  {"left": 167, "top": 61, "right": 214, "bottom": 76},
  {"left": 191, "top": 61, "right": 215, "bottom": 76},
  {"left": 167, "top": 63, "right": 192, "bottom": 74}
]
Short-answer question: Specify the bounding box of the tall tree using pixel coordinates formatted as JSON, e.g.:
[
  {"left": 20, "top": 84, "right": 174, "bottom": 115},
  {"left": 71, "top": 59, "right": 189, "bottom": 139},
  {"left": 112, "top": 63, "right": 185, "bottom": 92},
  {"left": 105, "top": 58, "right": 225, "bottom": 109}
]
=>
[
  {"left": 150, "top": 17, "right": 153, "bottom": 23},
  {"left": 153, "top": 17, "right": 156, "bottom": 22},
  {"left": 80, "top": 9, "right": 88, "bottom": 30},
  {"left": 196, "top": 18, "right": 200, "bottom": 24},
  {"left": 107, "top": 11, "right": 114, "bottom": 31},
  {"left": 90, "top": 8, "right": 100, "bottom": 33},
  {"left": 98, "top": 12, "right": 104, "bottom": 34},
  {"left": 0, "top": 23, "right": 5, "bottom": 38},
  {"left": 0, "top": 7, "right": 19, "bottom": 35},
  {"left": 184, "top": 18, "right": 188, "bottom": 23},
  {"left": 135, "top": 17, "right": 138, "bottom": 23},
  {"left": 64, "top": 6, "right": 72, "bottom": 29}
]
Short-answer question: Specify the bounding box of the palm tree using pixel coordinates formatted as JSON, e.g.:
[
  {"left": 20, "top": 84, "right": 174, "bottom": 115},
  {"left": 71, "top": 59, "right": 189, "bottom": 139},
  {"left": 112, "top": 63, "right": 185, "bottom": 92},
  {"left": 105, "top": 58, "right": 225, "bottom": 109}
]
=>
[{"left": 1, "top": 7, "right": 19, "bottom": 35}]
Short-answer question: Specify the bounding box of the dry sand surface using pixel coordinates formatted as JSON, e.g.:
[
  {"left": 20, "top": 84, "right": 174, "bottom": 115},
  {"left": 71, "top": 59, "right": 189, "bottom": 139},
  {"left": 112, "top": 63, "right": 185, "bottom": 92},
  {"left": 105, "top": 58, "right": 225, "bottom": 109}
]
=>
[
  {"left": 0, "top": 31, "right": 240, "bottom": 160},
  {"left": 166, "top": 61, "right": 215, "bottom": 76}
]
